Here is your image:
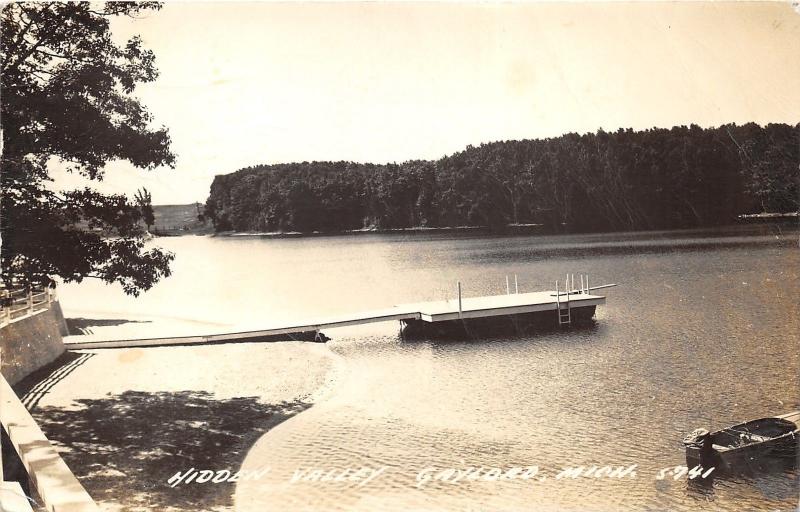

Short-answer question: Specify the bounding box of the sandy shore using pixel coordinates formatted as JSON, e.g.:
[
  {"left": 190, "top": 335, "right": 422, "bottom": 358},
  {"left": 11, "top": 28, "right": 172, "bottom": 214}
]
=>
[{"left": 14, "top": 340, "right": 340, "bottom": 512}]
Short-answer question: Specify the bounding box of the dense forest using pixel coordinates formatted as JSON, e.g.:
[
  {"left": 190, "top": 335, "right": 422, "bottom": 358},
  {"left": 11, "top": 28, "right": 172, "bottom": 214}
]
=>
[{"left": 204, "top": 123, "right": 798, "bottom": 234}]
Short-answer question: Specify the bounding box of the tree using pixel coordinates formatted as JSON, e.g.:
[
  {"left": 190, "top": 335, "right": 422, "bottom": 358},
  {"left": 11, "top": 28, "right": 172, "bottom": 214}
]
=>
[
  {"left": 194, "top": 202, "right": 205, "bottom": 223},
  {"left": 1, "top": 2, "right": 175, "bottom": 295},
  {"left": 203, "top": 123, "right": 798, "bottom": 235},
  {"left": 134, "top": 187, "right": 154, "bottom": 232},
  {"left": 734, "top": 123, "right": 800, "bottom": 213}
]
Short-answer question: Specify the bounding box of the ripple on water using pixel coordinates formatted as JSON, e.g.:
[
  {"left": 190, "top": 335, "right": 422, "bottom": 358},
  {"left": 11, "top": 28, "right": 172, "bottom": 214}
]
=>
[{"left": 63, "top": 229, "right": 798, "bottom": 511}]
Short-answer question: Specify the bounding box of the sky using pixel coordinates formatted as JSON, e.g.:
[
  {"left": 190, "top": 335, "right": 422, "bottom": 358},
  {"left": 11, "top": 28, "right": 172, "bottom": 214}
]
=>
[{"left": 49, "top": 1, "right": 800, "bottom": 205}]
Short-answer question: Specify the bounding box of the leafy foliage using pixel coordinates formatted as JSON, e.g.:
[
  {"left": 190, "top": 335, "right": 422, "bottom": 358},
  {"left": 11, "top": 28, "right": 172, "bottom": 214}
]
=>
[
  {"left": 205, "top": 123, "right": 798, "bottom": 234},
  {"left": 134, "top": 187, "right": 154, "bottom": 231},
  {"left": 1, "top": 2, "right": 175, "bottom": 295}
]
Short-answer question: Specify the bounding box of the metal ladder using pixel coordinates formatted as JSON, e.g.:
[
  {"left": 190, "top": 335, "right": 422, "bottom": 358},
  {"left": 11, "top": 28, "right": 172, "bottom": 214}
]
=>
[{"left": 555, "top": 275, "right": 572, "bottom": 326}]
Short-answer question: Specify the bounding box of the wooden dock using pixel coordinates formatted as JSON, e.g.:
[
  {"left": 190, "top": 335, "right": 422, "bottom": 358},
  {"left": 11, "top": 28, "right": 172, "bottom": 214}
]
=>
[{"left": 64, "top": 279, "right": 614, "bottom": 350}]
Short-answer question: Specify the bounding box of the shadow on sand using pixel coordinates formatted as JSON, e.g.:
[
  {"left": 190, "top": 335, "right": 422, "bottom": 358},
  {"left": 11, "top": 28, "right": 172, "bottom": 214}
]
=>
[
  {"left": 65, "top": 317, "right": 152, "bottom": 335},
  {"left": 31, "top": 391, "right": 309, "bottom": 511},
  {"left": 15, "top": 351, "right": 96, "bottom": 409}
]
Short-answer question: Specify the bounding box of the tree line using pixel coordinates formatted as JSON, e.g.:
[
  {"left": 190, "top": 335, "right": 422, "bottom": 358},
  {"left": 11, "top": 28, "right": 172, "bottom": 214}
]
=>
[{"left": 204, "top": 123, "right": 798, "bottom": 234}]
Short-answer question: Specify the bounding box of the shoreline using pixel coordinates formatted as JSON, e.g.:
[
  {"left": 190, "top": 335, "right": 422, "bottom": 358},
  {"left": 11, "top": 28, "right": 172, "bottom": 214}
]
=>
[
  {"left": 155, "top": 216, "right": 799, "bottom": 239},
  {"left": 15, "top": 340, "right": 341, "bottom": 511},
  {"left": 213, "top": 224, "right": 542, "bottom": 239}
]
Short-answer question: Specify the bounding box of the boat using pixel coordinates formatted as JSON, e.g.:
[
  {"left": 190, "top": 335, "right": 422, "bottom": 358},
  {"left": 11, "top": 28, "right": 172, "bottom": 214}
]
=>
[{"left": 683, "top": 411, "right": 799, "bottom": 473}]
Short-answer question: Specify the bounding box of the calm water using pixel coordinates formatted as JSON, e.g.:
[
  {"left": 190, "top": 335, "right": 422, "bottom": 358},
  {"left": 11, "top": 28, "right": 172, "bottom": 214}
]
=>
[{"left": 61, "top": 224, "right": 800, "bottom": 511}]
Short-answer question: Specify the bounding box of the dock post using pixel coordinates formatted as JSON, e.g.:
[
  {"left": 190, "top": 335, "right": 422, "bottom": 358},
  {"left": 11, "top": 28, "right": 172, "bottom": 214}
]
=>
[
  {"left": 586, "top": 274, "right": 590, "bottom": 294},
  {"left": 506, "top": 276, "right": 510, "bottom": 295},
  {"left": 457, "top": 281, "right": 463, "bottom": 319},
  {"left": 514, "top": 274, "right": 518, "bottom": 294},
  {"left": 580, "top": 275, "right": 584, "bottom": 294}
]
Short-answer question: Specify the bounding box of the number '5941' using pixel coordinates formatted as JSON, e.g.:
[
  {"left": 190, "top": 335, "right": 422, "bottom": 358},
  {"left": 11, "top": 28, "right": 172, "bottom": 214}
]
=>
[{"left": 656, "top": 465, "right": 715, "bottom": 480}]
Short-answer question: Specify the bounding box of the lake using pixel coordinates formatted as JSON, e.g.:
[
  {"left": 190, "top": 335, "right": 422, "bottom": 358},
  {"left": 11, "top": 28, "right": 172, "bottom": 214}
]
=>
[{"left": 59, "top": 223, "right": 799, "bottom": 511}]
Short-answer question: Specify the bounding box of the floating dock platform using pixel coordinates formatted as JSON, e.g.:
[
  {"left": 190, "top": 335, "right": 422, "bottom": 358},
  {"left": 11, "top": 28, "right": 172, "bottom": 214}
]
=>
[{"left": 64, "top": 277, "right": 614, "bottom": 350}]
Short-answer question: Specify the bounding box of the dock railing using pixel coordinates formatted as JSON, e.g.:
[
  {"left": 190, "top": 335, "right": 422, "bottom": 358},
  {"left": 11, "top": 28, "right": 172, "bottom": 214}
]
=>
[{"left": 0, "top": 284, "right": 57, "bottom": 328}]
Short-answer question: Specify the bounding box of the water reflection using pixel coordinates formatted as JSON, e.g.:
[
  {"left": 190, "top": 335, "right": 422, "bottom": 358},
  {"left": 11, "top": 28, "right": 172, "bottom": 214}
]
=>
[{"left": 60, "top": 225, "right": 799, "bottom": 511}]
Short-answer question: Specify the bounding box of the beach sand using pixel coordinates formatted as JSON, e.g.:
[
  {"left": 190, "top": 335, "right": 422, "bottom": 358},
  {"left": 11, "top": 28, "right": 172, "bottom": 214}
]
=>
[{"left": 13, "top": 340, "right": 338, "bottom": 512}]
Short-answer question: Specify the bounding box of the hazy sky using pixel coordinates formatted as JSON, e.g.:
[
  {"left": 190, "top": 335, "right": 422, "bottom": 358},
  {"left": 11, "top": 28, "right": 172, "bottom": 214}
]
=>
[{"left": 50, "top": 1, "right": 800, "bottom": 205}]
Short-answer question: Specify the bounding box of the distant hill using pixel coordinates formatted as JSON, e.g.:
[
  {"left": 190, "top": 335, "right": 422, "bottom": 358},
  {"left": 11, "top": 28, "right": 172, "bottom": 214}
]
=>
[
  {"left": 152, "top": 203, "right": 213, "bottom": 235},
  {"left": 204, "top": 122, "right": 799, "bottom": 234}
]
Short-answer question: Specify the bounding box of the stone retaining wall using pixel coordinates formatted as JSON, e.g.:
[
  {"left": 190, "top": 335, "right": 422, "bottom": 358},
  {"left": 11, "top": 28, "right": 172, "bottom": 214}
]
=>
[{"left": 0, "top": 303, "right": 67, "bottom": 385}]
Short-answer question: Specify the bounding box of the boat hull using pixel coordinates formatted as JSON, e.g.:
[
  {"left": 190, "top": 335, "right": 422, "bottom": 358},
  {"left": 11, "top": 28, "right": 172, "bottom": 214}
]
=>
[{"left": 684, "top": 416, "right": 799, "bottom": 474}]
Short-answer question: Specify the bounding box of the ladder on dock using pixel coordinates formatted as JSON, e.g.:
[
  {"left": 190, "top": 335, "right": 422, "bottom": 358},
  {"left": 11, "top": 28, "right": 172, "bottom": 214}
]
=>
[
  {"left": 555, "top": 277, "right": 571, "bottom": 325},
  {"left": 555, "top": 273, "right": 596, "bottom": 326},
  {"left": 555, "top": 273, "right": 591, "bottom": 326}
]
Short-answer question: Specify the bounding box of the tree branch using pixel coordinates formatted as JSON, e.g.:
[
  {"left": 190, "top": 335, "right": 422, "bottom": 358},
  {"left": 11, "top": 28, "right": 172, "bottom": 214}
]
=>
[
  {"left": 2, "top": 7, "right": 70, "bottom": 75},
  {"left": 1, "top": 4, "right": 39, "bottom": 69}
]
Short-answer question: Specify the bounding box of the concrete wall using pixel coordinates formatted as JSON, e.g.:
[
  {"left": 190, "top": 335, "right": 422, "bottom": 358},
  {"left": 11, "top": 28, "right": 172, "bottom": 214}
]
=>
[{"left": 0, "top": 303, "right": 66, "bottom": 385}]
